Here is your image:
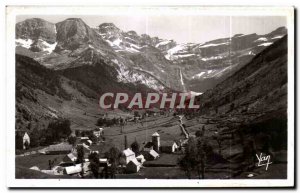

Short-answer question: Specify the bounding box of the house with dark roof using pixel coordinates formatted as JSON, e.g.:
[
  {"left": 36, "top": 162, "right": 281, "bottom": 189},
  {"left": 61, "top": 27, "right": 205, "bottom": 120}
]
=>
[
  {"left": 126, "top": 158, "right": 141, "bottom": 173},
  {"left": 63, "top": 152, "right": 78, "bottom": 162},
  {"left": 160, "top": 140, "right": 179, "bottom": 153},
  {"left": 143, "top": 142, "right": 154, "bottom": 152},
  {"left": 93, "top": 127, "right": 103, "bottom": 138},
  {"left": 142, "top": 149, "right": 159, "bottom": 161}
]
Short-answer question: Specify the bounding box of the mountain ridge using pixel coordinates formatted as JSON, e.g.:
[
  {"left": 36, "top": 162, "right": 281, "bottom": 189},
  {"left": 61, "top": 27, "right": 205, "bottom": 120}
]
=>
[{"left": 16, "top": 17, "right": 287, "bottom": 93}]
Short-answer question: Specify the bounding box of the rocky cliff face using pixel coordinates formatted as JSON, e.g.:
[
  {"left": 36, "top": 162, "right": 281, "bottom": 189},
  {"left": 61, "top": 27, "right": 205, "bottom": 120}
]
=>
[
  {"left": 16, "top": 18, "right": 57, "bottom": 53},
  {"left": 16, "top": 18, "right": 56, "bottom": 43}
]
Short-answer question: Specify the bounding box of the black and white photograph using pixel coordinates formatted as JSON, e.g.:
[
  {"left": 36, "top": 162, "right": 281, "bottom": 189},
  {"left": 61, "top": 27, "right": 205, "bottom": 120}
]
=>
[{"left": 5, "top": 6, "right": 295, "bottom": 188}]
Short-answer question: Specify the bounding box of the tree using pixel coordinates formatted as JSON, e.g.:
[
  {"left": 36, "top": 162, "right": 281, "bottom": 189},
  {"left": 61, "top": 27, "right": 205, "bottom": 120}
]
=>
[
  {"left": 76, "top": 145, "right": 85, "bottom": 164},
  {"left": 68, "top": 135, "right": 77, "bottom": 146},
  {"left": 15, "top": 133, "right": 24, "bottom": 150},
  {"left": 88, "top": 152, "right": 100, "bottom": 178},
  {"left": 134, "top": 111, "right": 140, "bottom": 118},
  {"left": 131, "top": 141, "right": 140, "bottom": 155},
  {"left": 195, "top": 138, "right": 207, "bottom": 179},
  {"left": 178, "top": 137, "right": 197, "bottom": 179},
  {"left": 105, "top": 147, "right": 121, "bottom": 178},
  {"left": 195, "top": 130, "right": 203, "bottom": 138},
  {"left": 30, "top": 127, "right": 41, "bottom": 147},
  {"left": 96, "top": 118, "right": 105, "bottom": 126},
  {"left": 88, "top": 132, "right": 98, "bottom": 143},
  {"left": 45, "top": 118, "right": 71, "bottom": 144},
  {"left": 76, "top": 145, "right": 85, "bottom": 178},
  {"left": 178, "top": 137, "right": 207, "bottom": 179}
]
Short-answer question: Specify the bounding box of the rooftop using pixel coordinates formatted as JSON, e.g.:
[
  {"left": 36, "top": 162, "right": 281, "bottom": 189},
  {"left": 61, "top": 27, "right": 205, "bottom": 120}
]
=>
[
  {"left": 47, "top": 143, "right": 73, "bottom": 152},
  {"left": 123, "top": 148, "right": 135, "bottom": 157}
]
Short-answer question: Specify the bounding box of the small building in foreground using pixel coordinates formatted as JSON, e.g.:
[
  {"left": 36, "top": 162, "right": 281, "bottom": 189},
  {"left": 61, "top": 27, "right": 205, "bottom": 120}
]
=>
[
  {"left": 93, "top": 127, "right": 104, "bottom": 138},
  {"left": 160, "top": 141, "right": 179, "bottom": 153},
  {"left": 136, "top": 154, "right": 146, "bottom": 164},
  {"left": 63, "top": 164, "right": 82, "bottom": 175},
  {"left": 126, "top": 158, "right": 141, "bottom": 173},
  {"left": 15, "top": 130, "right": 30, "bottom": 150},
  {"left": 122, "top": 148, "right": 136, "bottom": 164},
  {"left": 63, "top": 152, "right": 78, "bottom": 162},
  {"left": 63, "top": 162, "right": 90, "bottom": 175},
  {"left": 142, "top": 149, "right": 159, "bottom": 161}
]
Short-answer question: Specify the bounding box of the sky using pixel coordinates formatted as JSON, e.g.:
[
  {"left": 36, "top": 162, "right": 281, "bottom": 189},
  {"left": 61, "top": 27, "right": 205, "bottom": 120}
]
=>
[{"left": 16, "top": 15, "right": 287, "bottom": 44}]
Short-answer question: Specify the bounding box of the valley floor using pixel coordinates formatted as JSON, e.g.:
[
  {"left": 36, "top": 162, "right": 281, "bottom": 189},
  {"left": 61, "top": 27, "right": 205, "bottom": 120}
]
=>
[{"left": 15, "top": 112, "right": 287, "bottom": 180}]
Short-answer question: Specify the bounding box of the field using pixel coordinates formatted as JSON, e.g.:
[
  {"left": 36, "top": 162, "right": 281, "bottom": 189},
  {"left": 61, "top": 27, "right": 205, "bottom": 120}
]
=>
[
  {"left": 103, "top": 115, "right": 185, "bottom": 150},
  {"left": 16, "top": 154, "right": 66, "bottom": 170}
]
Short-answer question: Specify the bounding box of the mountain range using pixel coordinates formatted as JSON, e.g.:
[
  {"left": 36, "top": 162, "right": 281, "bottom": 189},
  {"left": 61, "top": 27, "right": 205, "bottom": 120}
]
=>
[
  {"left": 15, "top": 17, "right": 287, "bottom": 131},
  {"left": 16, "top": 18, "right": 287, "bottom": 93}
]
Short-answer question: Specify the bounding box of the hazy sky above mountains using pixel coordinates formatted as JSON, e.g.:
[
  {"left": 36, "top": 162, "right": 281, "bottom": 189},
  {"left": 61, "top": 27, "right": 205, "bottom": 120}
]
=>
[{"left": 16, "top": 15, "right": 286, "bottom": 44}]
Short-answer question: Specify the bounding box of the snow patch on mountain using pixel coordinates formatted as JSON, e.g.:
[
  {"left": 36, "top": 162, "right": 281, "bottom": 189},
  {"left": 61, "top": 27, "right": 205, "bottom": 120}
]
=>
[
  {"left": 192, "top": 72, "right": 206, "bottom": 79},
  {"left": 199, "top": 42, "right": 229, "bottom": 48},
  {"left": 258, "top": 42, "right": 273, "bottom": 47},
  {"left": 106, "top": 39, "right": 122, "bottom": 49},
  {"left": 16, "top": 38, "right": 33, "bottom": 49},
  {"left": 39, "top": 39, "right": 57, "bottom": 53},
  {"left": 201, "top": 55, "right": 225, "bottom": 61},
  {"left": 213, "top": 66, "right": 233, "bottom": 77},
  {"left": 271, "top": 35, "right": 284, "bottom": 39},
  {"left": 177, "top": 54, "right": 195, "bottom": 58},
  {"left": 155, "top": 40, "right": 172, "bottom": 48},
  {"left": 248, "top": 51, "right": 255, "bottom": 55},
  {"left": 165, "top": 44, "right": 189, "bottom": 60},
  {"left": 254, "top": 37, "right": 268, "bottom": 42},
  {"left": 189, "top": 91, "right": 203, "bottom": 96}
]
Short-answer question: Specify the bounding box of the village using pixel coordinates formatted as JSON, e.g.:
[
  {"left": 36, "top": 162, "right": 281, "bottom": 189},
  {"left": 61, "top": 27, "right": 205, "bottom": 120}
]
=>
[
  {"left": 15, "top": 111, "right": 202, "bottom": 179},
  {"left": 15, "top": 106, "right": 286, "bottom": 180}
]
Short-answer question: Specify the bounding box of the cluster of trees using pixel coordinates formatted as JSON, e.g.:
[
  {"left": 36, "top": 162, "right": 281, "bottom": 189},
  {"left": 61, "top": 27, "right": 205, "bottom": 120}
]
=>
[
  {"left": 30, "top": 118, "right": 72, "bottom": 147},
  {"left": 130, "top": 141, "right": 140, "bottom": 155},
  {"left": 67, "top": 135, "right": 77, "bottom": 146},
  {"left": 44, "top": 118, "right": 72, "bottom": 145},
  {"left": 178, "top": 137, "right": 205, "bottom": 179},
  {"left": 96, "top": 117, "right": 119, "bottom": 127},
  {"left": 178, "top": 128, "right": 212, "bottom": 179}
]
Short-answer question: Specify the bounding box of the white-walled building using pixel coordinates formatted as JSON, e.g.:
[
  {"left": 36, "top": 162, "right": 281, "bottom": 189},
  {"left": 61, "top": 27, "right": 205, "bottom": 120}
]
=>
[
  {"left": 126, "top": 158, "right": 141, "bottom": 173},
  {"left": 122, "top": 148, "right": 136, "bottom": 164}
]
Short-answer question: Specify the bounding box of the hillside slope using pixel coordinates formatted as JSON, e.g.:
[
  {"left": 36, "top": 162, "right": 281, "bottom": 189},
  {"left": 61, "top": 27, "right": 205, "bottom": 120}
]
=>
[
  {"left": 198, "top": 35, "right": 287, "bottom": 119},
  {"left": 193, "top": 35, "right": 288, "bottom": 165}
]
